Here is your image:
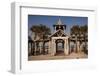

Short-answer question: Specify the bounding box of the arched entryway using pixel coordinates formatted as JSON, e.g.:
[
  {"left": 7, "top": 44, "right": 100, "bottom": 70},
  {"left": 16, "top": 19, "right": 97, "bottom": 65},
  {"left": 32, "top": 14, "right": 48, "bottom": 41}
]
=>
[{"left": 55, "top": 39, "right": 64, "bottom": 55}]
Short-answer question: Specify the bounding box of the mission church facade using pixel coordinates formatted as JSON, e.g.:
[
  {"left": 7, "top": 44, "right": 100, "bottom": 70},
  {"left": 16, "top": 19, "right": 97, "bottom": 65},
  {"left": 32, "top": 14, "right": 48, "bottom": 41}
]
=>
[{"left": 48, "top": 18, "right": 69, "bottom": 55}]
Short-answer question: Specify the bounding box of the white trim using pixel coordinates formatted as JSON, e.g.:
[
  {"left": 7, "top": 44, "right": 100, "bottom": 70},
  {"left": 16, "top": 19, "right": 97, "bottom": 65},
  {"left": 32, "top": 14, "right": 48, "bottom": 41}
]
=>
[{"left": 11, "top": 2, "right": 96, "bottom": 74}]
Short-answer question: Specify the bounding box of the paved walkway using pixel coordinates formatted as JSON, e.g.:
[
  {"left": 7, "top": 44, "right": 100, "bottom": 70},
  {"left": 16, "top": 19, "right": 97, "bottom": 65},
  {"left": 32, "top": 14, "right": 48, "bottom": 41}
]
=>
[{"left": 28, "top": 52, "right": 88, "bottom": 61}]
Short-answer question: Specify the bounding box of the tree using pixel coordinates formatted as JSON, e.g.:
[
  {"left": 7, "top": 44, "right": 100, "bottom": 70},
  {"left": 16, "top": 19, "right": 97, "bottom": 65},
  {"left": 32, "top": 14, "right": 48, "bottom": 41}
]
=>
[
  {"left": 70, "top": 25, "right": 80, "bottom": 53},
  {"left": 39, "top": 24, "right": 51, "bottom": 39},
  {"left": 70, "top": 25, "right": 88, "bottom": 54},
  {"left": 71, "top": 25, "right": 80, "bottom": 35},
  {"left": 30, "top": 25, "right": 40, "bottom": 40},
  {"left": 30, "top": 24, "right": 51, "bottom": 54},
  {"left": 28, "top": 36, "right": 34, "bottom": 55},
  {"left": 30, "top": 24, "right": 51, "bottom": 40},
  {"left": 80, "top": 25, "right": 88, "bottom": 54}
]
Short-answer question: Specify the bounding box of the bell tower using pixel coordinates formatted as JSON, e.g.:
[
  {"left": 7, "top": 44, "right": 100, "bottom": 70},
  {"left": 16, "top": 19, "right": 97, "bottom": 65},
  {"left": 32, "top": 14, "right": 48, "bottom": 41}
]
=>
[{"left": 53, "top": 18, "right": 66, "bottom": 32}]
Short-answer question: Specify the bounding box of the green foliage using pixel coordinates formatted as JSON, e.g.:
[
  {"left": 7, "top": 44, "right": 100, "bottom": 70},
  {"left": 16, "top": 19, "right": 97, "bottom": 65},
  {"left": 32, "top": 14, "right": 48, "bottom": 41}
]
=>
[
  {"left": 71, "top": 25, "right": 88, "bottom": 35},
  {"left": 30, "top": 24, "right": 51, "bottom": 40},
  {"left": 80, "top": 25, "right": 88, "bottom": 34},
  {"left": 71, "top": 25, "right": 80, "bottom": 35}
]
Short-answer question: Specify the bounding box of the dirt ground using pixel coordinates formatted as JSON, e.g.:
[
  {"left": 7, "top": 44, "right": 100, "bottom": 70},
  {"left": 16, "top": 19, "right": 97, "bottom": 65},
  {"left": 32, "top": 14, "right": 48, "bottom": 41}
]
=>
[{"left": 28, "top": 52, "right": 88, "bottom": 61}]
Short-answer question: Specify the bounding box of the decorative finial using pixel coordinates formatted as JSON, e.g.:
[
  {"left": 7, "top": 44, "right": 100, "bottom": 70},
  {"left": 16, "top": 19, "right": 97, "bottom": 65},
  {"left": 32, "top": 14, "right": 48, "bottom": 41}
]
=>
[{"left": 56, "top": 17, "right": 63, "bottom": 25}]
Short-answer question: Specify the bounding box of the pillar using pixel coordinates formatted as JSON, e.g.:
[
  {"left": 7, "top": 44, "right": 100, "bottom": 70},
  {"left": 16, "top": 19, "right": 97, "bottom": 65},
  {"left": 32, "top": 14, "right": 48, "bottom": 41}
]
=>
[
  {"left": 67, "top": 39, "right": 69, "bottom": 54},
  {"left": 51, "top": 39, "right": 53, "bottom": 56},
  {"left": 77, "top": 41, "right": 80, "bottom": 52},
  {"left": 31, "top": 42, "right": 33, "bottom": 55},
  {"left": 51, "top": 39, "right": 56, "bottom": 56},
  {"left": 54, "top": 39, "right": 56, "bottom": 55},
  {"left": 74, "top": 42, "right": 76, "bottom": 52},
  {"left": 34, "top": 42, "right": 36, "bottom": 55},
  {"left": 48, "top": 41, "right": 51, "bottom": 54},
  {"left": 64, "top": 39, "right": 69, "bottom": 55},
  {"left": 39, "top": 42, "right": 42, "bottom": 54}
]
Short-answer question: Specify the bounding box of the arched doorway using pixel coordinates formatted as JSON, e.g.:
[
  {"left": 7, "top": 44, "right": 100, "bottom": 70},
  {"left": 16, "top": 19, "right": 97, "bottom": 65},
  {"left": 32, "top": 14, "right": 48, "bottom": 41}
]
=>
[{"left": 55, "top": 39, "right": 64, "bottom": 55}]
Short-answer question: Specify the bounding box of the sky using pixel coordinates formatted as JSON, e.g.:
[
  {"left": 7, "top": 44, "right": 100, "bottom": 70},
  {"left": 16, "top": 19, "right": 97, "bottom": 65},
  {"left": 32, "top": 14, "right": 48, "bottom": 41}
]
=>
[{"left": 28, "top": 15, "right": 88, "bottom": 35}]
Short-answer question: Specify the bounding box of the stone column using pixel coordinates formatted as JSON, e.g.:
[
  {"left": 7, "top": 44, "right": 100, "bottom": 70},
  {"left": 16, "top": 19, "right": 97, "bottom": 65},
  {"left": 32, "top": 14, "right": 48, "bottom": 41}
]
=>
[
  {"left": 48, "top": 41, "right": 51, "bottom": 54},
  {"left": 64, "top": 39, "right": 66, "bottom": 55},
  {"left": 51, "top": 39, "right": 56, "bottom": 56},
  {"left": 80, "top": 42, "right": 82, "bottom": 52},
  {"left": 53, "top": 40, "right": 56, "bottom": 55},
  {"left": 51, "top": 39, "right": 53, "bottom": 56},
  {"left": 31, "top": 42, "right": 33, "bottom": 54},
  {"left": 39, "top": 42, "right": 42, "bottom": 54},
  {"left": 68, "top": 42, "right": 70, "bottom": 53},
  {"left": 64, "top": 39, "right": 69, "bottom": 55},
  {"left": 74, "top": 42, "right": 76, "bottom": 52},
  {"left": 67, "top": 39, "right": 69, "bottom": 54},
  {"left": 77, "top": 41, "right": 80, "bottom": 52},
  {"left": 34, "top": 42, "right": 36, "bottom": 55}
]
